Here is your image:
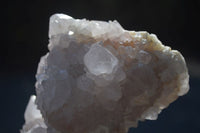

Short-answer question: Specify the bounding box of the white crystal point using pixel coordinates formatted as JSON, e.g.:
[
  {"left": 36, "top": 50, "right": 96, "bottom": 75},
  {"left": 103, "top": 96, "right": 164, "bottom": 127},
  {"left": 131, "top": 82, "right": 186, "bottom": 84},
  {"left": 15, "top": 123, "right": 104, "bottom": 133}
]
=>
[
  {"left": 21, "top": 13, "right": 190, "bottom": 133},
  {"left": 21, "top": 95, "right": 47, "bottom": 133},
  {"left": 21, "top": 96, "right": 61, "bottom": 133},
  {"left": 84, "top": 42, "right": 118, "bottom": 75},
  {"left": 24, "top": 95, "right": 42, "bottom": 124},
  {"left": 49, "top": 14, "right": 73, "bottom": 37}
]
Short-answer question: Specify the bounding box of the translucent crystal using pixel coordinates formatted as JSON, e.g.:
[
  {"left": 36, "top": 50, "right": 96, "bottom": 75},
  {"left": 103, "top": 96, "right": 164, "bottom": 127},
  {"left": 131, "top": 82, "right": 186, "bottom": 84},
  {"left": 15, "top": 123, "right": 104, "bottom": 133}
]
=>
[{"left": 84, "top": 42, "right": 118, "bottom": 75}]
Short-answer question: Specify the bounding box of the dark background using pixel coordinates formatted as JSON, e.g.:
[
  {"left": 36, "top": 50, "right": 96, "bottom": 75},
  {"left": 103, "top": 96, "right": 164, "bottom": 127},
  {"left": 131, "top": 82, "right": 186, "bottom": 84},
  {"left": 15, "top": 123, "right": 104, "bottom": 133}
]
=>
[{"left": 1, "top": 0, "right": 200, "bottom": 133}]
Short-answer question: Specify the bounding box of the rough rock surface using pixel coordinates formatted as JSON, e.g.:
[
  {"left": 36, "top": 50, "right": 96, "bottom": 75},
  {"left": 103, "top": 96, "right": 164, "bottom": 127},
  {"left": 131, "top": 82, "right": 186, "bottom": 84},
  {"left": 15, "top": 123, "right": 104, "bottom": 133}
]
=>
[{"left": 21, "top": 14, "right": 189, "bottom": 133}]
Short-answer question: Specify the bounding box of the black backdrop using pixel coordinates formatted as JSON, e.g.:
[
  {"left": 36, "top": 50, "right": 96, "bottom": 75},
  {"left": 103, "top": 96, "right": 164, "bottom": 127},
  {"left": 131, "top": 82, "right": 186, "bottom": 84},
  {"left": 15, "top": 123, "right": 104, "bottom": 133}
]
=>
[{"left": 1, "top": 0, "right": 200, "bottom": 133}]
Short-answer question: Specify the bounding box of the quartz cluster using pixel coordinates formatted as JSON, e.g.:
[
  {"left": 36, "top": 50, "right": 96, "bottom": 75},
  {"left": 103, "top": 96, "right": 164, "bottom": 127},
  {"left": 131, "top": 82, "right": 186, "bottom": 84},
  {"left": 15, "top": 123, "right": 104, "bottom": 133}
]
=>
[{"left": 21, "top": 14, "right": 189, "bottom": 133}]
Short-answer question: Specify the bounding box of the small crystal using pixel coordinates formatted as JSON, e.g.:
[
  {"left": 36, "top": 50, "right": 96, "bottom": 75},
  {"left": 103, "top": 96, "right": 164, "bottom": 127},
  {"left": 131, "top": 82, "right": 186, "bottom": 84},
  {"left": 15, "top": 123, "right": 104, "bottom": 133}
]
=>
[
  {"left": 21, "top": 95, "right": 47, "bottom": 133},
  {"left": 84, "top": 42, "right": 118, "bottom": 75}
]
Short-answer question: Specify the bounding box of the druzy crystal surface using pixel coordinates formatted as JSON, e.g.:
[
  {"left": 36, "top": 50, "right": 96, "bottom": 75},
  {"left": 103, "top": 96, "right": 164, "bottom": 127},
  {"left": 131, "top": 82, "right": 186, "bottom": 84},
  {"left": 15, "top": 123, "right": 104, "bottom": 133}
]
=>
[{"left": 21, "top": 14, "right": 189, "bottom": 133}]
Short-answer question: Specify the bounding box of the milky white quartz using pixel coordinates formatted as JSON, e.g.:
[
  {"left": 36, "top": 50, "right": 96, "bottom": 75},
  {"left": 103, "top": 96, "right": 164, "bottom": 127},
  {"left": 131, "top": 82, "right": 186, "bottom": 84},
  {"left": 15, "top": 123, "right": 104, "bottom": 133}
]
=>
[
  {"left": 21, "top": 14, "right": 189, "bottom": 133},
  {"left": 21, "top": 95, "right": 47, "bottom": 133}
]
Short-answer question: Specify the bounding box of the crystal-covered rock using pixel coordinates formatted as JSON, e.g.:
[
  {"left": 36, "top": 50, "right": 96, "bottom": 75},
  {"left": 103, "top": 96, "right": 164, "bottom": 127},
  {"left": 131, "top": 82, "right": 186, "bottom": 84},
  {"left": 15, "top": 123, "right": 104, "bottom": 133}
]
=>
[{"left": 21, "top": 14, "right": 189, "bottom": 133}]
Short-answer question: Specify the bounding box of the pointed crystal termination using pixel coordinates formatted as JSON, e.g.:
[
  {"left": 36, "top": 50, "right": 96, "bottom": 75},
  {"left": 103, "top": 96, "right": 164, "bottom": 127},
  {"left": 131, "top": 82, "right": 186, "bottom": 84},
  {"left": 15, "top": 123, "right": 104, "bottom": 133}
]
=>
[
  {"left": 21, "top": 95, "right": 47, "bottom": 133},
  {"left": 21, "top": 14, "right": 189, "bottom": 133}
]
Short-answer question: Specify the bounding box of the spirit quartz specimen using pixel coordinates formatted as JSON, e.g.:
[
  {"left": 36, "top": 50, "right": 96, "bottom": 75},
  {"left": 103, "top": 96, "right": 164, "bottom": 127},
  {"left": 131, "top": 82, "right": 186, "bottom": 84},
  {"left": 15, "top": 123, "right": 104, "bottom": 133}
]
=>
[{"left": 21, "top": 14, "right": 189, "bottom": 133}]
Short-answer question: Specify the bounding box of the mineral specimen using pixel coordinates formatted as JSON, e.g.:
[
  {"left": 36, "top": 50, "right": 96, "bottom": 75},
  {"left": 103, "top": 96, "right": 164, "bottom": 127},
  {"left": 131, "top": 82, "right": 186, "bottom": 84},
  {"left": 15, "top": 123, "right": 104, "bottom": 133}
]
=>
[{"left": 21, "top": 14, "right": 189, "bottom": 133}]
